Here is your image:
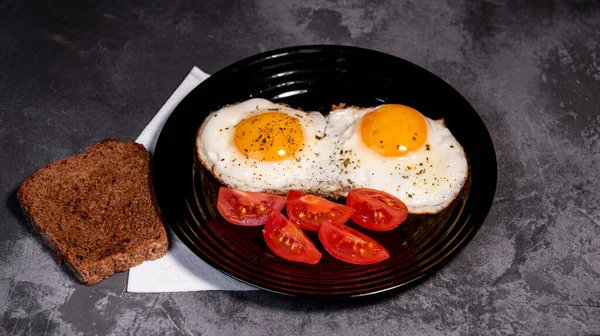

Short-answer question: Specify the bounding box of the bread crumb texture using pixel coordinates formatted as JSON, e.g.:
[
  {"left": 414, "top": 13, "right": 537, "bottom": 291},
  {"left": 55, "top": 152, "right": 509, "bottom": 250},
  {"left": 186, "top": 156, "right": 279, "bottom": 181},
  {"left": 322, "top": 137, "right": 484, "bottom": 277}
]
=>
[{"left": 17, "top": 140, "right": 168, "bottom": 285}]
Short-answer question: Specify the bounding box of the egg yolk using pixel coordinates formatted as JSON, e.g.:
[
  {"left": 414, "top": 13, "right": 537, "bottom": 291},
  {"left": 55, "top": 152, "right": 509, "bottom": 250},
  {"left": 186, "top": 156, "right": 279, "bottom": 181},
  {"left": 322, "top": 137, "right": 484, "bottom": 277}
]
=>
[
  {"left": 234, "top": 112, "right": 304, "bottom": 161},
  {"left": 360, "top": 104, "right": 427, "bottom": 157}
]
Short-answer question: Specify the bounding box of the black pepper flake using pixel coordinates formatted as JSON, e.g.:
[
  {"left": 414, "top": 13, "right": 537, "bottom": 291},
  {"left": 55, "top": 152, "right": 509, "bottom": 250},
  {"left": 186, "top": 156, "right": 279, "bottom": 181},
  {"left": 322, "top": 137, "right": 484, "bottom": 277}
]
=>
[
  {"left": 412, "top": 136, "right": 417, "bottom": 141},
  {"left": 450, "top": 145, "right": 454, "bottom": 148},
  {"left": 426, "top": 144, "right": 430, "bottom": 150}
]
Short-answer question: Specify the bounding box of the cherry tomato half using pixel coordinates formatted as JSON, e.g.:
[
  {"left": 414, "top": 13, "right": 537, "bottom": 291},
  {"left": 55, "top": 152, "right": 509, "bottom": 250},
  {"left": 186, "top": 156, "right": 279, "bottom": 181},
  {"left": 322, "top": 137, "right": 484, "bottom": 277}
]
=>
[
  {"left": 318, "top": 222, "right": 390, "bottom": 265},
  {"left": 263, "top": 212, "right": 322, "bottom": 264},
  {"left": 346, "top": 188, "right": 408, "bottom": 231},
  {"left": 217, "top": 187, "right": 286, "bottom": 226},
  {"left": 286, "top": 190, "right": 355, "bottom": 231}
]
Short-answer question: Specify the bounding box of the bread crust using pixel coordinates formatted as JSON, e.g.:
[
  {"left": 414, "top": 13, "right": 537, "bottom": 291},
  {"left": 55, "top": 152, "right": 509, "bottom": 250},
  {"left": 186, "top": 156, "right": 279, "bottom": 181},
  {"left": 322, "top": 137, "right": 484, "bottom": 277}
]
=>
[{"left": 17, "top": 140, "right": 168, "bottom": 285}]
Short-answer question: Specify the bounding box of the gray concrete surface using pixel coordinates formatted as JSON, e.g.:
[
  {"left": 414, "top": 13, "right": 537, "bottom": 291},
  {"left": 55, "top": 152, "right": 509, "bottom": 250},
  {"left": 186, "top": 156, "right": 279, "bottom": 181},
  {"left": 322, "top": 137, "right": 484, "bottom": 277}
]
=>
[{"left": 2, "top": 0, "right": 599, "bottom": 335}]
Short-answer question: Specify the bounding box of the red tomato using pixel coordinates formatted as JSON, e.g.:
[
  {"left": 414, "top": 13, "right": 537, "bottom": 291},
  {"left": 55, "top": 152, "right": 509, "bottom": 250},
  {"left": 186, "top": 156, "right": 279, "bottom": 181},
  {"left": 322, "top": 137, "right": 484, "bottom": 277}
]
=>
[
  {"left": 286, "top": 190, "right": 355, "bottom": 231},
  {"left": 217, "top": 187, "right": 286, "bottom": 226},
  {"left": 346, "top": 188, "right": 408, "bottom": 231},
  {"left": 263, "top": 212, "right": 322, "bottom": 264},
  {"left": 318, "top": 222, "right": 390, "bottom": 265}
]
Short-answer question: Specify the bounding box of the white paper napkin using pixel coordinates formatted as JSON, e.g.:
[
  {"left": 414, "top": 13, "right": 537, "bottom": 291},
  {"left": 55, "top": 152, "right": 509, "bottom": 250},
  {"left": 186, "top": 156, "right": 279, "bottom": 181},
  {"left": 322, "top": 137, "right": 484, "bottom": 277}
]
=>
[{"left": 127, "top": 66, "right": 256, "bottom": 292}]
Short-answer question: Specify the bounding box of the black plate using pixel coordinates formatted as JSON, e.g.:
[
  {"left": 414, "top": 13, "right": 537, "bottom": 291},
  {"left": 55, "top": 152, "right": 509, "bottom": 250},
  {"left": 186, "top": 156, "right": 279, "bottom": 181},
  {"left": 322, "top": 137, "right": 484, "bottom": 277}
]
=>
[{"left": 153, "top": 45, "right": 497, "bottom": 299}]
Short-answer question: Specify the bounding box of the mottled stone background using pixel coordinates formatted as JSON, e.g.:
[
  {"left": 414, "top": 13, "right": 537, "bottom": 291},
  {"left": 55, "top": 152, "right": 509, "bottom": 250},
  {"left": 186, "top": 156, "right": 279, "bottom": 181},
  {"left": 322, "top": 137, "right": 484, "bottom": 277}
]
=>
[{"left": 1, "top": 0, "right": 599, "bottom": 335}]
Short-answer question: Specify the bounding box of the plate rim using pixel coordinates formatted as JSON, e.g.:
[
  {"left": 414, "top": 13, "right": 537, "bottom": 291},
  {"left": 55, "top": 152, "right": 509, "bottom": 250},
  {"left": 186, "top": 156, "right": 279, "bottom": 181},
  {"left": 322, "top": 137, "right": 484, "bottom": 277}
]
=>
[{"left": 153, "top": 44, "right": 498, "bottom": 299}]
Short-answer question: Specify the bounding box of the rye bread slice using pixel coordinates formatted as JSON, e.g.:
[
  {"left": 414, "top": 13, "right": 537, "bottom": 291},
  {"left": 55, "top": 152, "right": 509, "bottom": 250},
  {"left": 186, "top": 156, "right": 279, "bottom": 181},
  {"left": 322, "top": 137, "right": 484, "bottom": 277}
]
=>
[{"left": 17, "top": 140, "right": 168, "bottom": 285}]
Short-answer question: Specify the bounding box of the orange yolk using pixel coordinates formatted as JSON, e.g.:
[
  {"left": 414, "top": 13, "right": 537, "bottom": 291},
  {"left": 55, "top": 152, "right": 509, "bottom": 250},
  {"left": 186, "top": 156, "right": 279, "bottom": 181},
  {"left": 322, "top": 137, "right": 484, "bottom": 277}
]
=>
[
  {"left": 360, "top": 104, "right": 427, "bottom": 157},
  {"left": 234, "top": 112, "right": 304, "bottom": 161}
]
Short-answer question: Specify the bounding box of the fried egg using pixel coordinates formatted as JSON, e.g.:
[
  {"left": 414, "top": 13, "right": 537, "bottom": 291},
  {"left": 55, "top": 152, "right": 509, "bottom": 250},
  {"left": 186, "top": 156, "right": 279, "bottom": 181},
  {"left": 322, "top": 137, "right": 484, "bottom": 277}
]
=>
[
  {"left": 196, "top": 98, "right": 338, "bottom": 194},
  {"left": 327, "top": 104, "right": 469, "bottom": 214},
  {"left": 197, "top": 99, "right": 469, "bottom": 214}
]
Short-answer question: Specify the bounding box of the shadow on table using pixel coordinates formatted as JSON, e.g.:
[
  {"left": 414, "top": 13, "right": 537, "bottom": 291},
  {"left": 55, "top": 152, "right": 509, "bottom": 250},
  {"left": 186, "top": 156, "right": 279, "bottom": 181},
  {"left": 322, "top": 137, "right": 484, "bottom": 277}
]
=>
[
  {"left": 219, "top": 286, "right": 408, "bottom": 311},
  {"left": 7, "top": 187, "right": 35, "bottom": 234}
]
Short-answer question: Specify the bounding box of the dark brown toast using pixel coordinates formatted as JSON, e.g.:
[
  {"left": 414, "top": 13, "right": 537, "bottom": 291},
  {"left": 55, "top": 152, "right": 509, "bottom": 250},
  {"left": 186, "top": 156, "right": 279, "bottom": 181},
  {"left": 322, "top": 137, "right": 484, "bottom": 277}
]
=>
[{"left": 17, "top": 140, "right": 168, "bottom": 285}]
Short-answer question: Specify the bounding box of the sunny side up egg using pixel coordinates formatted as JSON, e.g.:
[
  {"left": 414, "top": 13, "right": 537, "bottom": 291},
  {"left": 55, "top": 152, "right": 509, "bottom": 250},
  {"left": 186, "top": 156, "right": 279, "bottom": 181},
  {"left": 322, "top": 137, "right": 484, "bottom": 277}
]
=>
[
  {"left": 197, "top": 99, "right": 468, "bottom": 214},
  {"left": 327, "top": 104, "right": 469, "bottom": 214},
  {"left": 196, "top": 98, "right": 339, "bottom": 194}
]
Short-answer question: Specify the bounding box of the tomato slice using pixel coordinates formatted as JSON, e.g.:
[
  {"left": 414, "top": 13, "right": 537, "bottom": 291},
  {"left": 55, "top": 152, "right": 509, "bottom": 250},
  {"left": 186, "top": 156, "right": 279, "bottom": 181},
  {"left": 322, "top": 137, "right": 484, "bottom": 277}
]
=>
[
  {"left": 318, "top": 222, "right": 390, "bottom": 265},
  {"left": 286, "top": 190, "right": 355, "bottom": 231},
  {"left": 346, "top": 188, "right": 408, "bottom": 231},
  {"left": 263, "top": 212, "right": 322, "bottom": 264},
  {"left": 217, "top": 187, "right": 286, "bottom": 226}
]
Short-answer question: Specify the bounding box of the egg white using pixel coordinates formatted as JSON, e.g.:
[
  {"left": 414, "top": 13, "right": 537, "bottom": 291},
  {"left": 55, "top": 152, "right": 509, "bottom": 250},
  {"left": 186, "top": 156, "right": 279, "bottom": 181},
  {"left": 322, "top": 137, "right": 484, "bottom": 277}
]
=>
[
  {"left": 197, "top": 99, "right": 469, "bottom": 214},
  {"left": 196, "top": 98, "right": 340, "bottom": 194},
  {"left": 327, "top": 106, "right": 469, "bottom": 214}
]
